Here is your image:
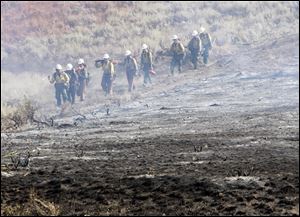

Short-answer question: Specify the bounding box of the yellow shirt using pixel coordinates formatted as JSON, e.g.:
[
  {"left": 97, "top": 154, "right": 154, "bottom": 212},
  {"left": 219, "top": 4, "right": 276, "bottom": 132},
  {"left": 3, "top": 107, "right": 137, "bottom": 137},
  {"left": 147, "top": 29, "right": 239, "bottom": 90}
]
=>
[
  {"left": 141, "top": 50, "right": 153, "bottom": 66},
  {"left": 124, "top": 56, "right": 138, "bottom": 71},
  {"left": 102, "top": 61, "right": 114, "bottom": 76},
  {"left": 50, "top": 71, "right": 69, "bottom": 84},
  {"left": 170, "top": 42, "right": 185, "bottom": 55}
]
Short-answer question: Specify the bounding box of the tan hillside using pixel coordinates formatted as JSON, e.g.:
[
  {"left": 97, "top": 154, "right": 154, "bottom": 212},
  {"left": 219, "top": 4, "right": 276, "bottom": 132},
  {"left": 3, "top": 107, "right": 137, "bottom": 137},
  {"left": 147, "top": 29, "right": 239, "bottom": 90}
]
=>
[{"left": 1, "top": 1, "right": 299, "bottom": 72}]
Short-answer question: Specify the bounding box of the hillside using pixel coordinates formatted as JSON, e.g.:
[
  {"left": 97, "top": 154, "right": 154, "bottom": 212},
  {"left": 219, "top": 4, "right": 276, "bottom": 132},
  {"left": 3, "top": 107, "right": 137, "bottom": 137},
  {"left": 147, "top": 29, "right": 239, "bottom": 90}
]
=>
[
  {"left": 1, "top": 1, "right": 299, "bottom": 72},
  {"left": 1, "top": 1, "right": 299, "bottom": 216},
  {"left": 1, "top": 31, "right": 299, "bottom": 215}
]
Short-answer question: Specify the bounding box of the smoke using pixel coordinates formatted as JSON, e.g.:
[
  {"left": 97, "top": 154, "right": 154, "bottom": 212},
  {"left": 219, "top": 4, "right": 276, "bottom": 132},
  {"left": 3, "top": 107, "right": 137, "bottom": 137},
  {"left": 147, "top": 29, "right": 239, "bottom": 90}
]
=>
[
  {"left": 1, "top": 71, "right": 53, "bottom": 106},
  {"left": 1, "top": 67, "right": 136, "bottom": 112}
]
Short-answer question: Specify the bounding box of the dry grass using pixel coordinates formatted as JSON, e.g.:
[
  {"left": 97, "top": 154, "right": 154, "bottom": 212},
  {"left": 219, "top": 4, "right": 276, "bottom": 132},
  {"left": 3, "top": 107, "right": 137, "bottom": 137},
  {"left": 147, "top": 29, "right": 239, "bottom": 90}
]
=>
[
  {"left": 1, "top": 189, "right": 60, "bottom": 216},
  {"left": 1, "top": 97, "right": 37, "bottom": 131},
  {"left": 1, "top": 1, "right": 299, "bottom": 73}
]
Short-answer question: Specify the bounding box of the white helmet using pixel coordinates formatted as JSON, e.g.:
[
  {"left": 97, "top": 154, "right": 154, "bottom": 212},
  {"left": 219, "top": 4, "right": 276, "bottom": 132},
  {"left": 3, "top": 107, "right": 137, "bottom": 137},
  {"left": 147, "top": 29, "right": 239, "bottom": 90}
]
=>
[
  {"left": 78, "top": 58, "right": 84, "bottom": 64},
  {"left": 192, "top": 30, "right": 198, "bottom": 36},
  {"left": 200, "top": 27, "right": 205, "bottom": 33},
  {"left": 125, "top": 50, "right": 131, "bottom": 56},
  {"left": 142, "top": 44, "right": 148, "bottom": 50},
  {"left": 172, "top": 35, "right": 178, "bottom": 40},
  {"left": 56, "top": 64, "right": 62, "bottom": 70},
  {"left": 103, "top": 53, "right": 110, "bottom": 59},
  {"left": 66, "top": 63, "right": 73, "bottom": 70}
]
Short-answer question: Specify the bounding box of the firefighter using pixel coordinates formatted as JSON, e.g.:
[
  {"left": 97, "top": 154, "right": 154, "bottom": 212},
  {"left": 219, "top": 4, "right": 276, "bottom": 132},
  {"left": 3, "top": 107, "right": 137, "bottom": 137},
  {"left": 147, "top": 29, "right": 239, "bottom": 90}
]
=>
[
  {"left": 140, "top": 44, "right": 153, "bottom": 85},
  {"left": 199, "top": 27, "right": 212, "bottom": 65},
  {"left": 100, "top": 54, "right": 115, "bottom": 96},
  {"left": 170, "top": 35, "right": 185, "bottom": 74},
  {"left": 48, "top": 64, "right": 69, "bottom": 109},
  {"left": 65, "top": 63, "right": 78, "bottom": 105},
  {"left": 188, "top": 30, "right": 201, "bottom": 69},
  {"left": 76, "top": 58, "right": 88, "bottom": 101},
  {"left": 124, "top": 50, "right": 138, "bottom": 92}
]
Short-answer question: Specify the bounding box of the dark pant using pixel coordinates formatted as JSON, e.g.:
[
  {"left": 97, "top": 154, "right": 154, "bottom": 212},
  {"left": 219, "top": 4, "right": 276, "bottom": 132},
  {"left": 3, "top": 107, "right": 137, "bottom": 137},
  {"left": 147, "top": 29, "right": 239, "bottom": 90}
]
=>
[
  {"left": 142, "top": 64, "right": 152, "bottom": 84},
  {"left": 101, "top": 73, "right": 113, "bottom": 95},
  {"left": 67, "top": 84, "right": 77, "bottom": 104},
  {"left": 77, "top": 79, "right": 86, "bottom": 101},
  {"left": 55, "top": 83, "right": 67, "bottom": 107},
  {"left": 171, "top": 54, "right": 184, "bottom": 74},
  {"left": 126, "top": 70, "right": 135, "bottom": 92},
  {"left": 190, "top": 50, "right": 199, "bottom": 69},
  {"left": 202, "top": 45, "right": 210, "bottom": 64},
  {"left": 86, "top": 73, "right": 91, "bottom": 87}
]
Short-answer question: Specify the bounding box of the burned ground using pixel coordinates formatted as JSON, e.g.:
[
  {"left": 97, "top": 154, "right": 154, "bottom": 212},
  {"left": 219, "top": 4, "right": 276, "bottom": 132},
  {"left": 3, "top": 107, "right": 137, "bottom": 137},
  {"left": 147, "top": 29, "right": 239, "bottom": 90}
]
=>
[{"left": 1, "top": 34, "right": 299, "bottom": 215}]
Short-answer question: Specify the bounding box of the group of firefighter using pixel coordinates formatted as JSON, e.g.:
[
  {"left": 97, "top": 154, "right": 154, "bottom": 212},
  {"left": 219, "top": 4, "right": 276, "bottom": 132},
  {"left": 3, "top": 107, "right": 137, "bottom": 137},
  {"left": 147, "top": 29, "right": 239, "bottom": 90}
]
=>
[{"left": 49, "top": 27, "right": 212, "bottom": 109}]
